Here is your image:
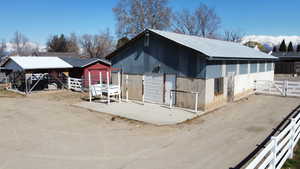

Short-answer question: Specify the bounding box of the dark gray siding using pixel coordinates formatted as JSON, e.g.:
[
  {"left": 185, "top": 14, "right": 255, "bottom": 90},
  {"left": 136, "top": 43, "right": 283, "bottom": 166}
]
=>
[{"left": 111, "top": 33, "right": 207, "bottom": 78}]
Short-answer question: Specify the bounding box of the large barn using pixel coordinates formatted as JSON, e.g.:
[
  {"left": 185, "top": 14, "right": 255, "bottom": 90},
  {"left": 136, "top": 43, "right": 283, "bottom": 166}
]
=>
[{"left": 106, "top": 29, "right": 277, "bottom": 111}]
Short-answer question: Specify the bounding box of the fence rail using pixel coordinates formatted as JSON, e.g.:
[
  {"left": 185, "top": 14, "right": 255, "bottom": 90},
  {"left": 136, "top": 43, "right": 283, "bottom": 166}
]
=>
[
  {"left": 245, "top": 107, "right": 300, "bottom": 169},
  {"left": 68, "top": 77, "right": 82, "bottom": 92},
  {"left": 255, "top": 80, "right": 300, "bottom": 97}
]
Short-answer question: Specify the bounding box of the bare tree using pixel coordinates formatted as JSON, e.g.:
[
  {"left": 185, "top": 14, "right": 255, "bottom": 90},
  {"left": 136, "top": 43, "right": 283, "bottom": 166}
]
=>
[
  {"left": 223, "top": 29, "right": 244, "bottom": 42},
  {"left": 113, "top": 0, "right": 172, "bottom": 38},
  {"left": 173, "top": 3, "right": 221, "bottom": 38},
  {"left": 67, "top": 33, "right": 80, "bottom": 53},
  {"left": 0, "top": 39, "right": 6, "bottom": 57},
  {"left": 10, "top": 31, "right": 31, "bottom": 55},
  {"left": 80, "top": 30, "right": 115, "bottom": 58}
]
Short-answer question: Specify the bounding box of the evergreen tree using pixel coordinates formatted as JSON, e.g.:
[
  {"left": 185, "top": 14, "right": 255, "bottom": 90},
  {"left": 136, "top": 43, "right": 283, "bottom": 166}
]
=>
[
  {"left": 279, "top": 40, "right": 287, "bottom": 52},
  {"left": 287, "top": 42, "right": 294, "bottom": 52},
  {"left": 297, "top": 44, "right": 300, "bottom": 52},
  {"left": 47, "top": 34, "right": 68, "bottom": 52},
  {"left": 272, "top": 46, "right": 277, "bottom": 52}
]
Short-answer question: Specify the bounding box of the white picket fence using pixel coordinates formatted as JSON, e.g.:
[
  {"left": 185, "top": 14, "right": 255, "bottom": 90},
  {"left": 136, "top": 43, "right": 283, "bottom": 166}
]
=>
[
  {"left": 68, "top": 77, "right": 82, "bottom": 92},
  {"left": 245, "top": 110, "right": 300, "bottom": 169},
  {"left": 255, "top": 80, "right": 300, "bottom": 97}
]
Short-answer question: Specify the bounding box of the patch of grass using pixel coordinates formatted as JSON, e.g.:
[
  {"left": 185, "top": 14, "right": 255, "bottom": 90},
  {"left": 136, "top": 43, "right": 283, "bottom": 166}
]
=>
[
  {"left": 0, "top": 89, "right": 24, "bottom": 98},
  {"left": 283, "top": 143, "right": 300, "bottom": 169}
]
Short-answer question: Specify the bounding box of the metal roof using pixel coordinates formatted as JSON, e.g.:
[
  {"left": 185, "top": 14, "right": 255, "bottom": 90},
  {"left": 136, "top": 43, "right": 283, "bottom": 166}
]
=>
[
  {"left": 149, "top": 29, "right": 277, "bottom": 60},
  {"left": 59, "top": 57, "right": 111, "bottom": 68},
  {"left": 10, "top": 56, "right": 73, "bottom": 70}
]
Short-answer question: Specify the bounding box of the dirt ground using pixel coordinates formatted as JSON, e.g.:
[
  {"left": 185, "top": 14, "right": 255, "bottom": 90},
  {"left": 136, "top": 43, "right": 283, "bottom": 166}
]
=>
[{"left": 0, "top": 90, "right": 299, "bottom": 169}]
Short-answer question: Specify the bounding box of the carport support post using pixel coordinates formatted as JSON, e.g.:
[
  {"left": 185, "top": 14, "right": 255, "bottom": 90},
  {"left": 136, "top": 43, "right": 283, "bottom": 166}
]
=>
[
  {"left": 25, "top": 73, "right": 28, "bottom": 95},
  {"left": 88, "top": 71, "right": 92, "bottom": 102}
]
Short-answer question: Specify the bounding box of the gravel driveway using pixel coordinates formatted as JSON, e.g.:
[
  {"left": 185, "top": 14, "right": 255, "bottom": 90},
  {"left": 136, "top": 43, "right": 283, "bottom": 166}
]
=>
[{"left": 0, "top": 91, "right": 299, "bottom": 169}]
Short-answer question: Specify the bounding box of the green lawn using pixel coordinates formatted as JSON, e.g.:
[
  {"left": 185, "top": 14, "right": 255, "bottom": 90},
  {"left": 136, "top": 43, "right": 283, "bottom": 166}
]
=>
[{"left": 283, "top": 144, "right": 300, "bottom": 169}]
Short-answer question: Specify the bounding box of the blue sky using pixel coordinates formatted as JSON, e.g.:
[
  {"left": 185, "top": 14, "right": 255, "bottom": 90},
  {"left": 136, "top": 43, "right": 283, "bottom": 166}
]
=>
[{"left": 0, "top": 0, "right": 299, "bottom": 44}]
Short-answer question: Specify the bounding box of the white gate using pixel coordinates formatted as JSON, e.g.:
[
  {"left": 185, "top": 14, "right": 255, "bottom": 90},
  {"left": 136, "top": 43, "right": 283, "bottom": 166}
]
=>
[
  {"left": 143, "top": 74, "right": 164, "bottom": 104},
  {"left": 68, "top": 77, "right": 82, "bottom": 92},
  {"left": 255, "top": 80, "right": 300, "bottom": 97}
]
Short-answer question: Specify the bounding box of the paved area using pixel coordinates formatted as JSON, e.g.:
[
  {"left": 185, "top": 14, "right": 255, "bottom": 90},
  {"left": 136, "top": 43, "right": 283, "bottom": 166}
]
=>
[
  {"left": 0, "top": 90, "right": 299, "bottom": 169},
  {"left": 75, "top": 101, "right": 204, "bottom": 125}
]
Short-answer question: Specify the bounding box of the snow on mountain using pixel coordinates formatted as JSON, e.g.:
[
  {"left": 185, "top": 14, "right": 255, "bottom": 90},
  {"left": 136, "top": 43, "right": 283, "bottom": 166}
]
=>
[
  {"left": 4, "top": 42, "right": 46, "bottom": 53},
  {"left": 242, "top": 35, "right": 300, "bottom": 49}
]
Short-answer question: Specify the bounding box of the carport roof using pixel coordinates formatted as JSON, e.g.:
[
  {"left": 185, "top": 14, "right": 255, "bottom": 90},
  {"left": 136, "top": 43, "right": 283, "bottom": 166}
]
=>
[{"left": 9, "top": 56, "right": 73, "bottom": 70}]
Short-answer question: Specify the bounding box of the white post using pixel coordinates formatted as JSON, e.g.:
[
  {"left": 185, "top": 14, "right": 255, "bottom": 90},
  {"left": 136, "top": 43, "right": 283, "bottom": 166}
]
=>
[
  {"left": 195, "top": 92, "right": 198, "bottom": 113},
  {"left": 285, "top": 80, "right": 288, "bottom": 96},
  {"left": 126, "top": 75, "right": 129, "bottom": 102},
  {"left": 270, "top": 136, "right": 278, "bottom": 169},
  {"left": 289, "top": 118, "right": 296, "bottom": 159},
  {"left": 67, "top": 77, "right": 71, "bottom": 90},
  {"left": 88, "top": 71, "right": 92, "bottom": 102},
  {"left": 118, "top": 71, "right": 121, "bottom": 102},
  {"left": 99, "top": 72, "right": 102, "bottom": 85},
  {"left": 142, "top": 75, "right": 145, "bottom": 103},
  {"left": 169, "top": 91, "right": 173, "bottom": 109},
  {"left": 107, "top": 72, "right": 110, "bottom": 104}
]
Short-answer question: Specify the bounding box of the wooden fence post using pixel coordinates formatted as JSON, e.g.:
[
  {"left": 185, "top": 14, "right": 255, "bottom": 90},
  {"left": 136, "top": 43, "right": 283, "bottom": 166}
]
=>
[
  {"left": 289, "top": 118, "right": 296, "bottom": 159},
  {"left": 88, "top": 71, "right": 92, "bottom": 103},
  {"left": 118, "top": 71, "right": 121, "bottom": 102},
  {"left": 107, "top": 71, "right": 110, "bottom": 104},
  {"left": 142, "top": 75, "right": 145, "bottom": 103},
  {"left": 169, "top": 91, "right": 173, "bottom": 109},
  {"left": 126, "top": 75, "right": 129, "bottom": 102},
  {"left": 67, "top": 77, "right": 71, "bottom": 90},
  {"left": 195, "top": 92, "right": 198, "bottom": 113},
  {"left": 270, "top": 136, "right": 278, "bottom": 169}
]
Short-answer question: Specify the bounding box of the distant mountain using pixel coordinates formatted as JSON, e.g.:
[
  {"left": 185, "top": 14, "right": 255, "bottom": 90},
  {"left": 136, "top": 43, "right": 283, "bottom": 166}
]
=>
[
  {"left": 242, "top": 35, "right": 300, "bottom": 51},
  {"left": 4, "top": 42, "right": 46, "bottom": 54}
]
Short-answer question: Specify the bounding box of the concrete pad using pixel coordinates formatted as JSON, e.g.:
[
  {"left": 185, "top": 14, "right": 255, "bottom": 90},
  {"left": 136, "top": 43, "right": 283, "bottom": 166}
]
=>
[{"left": 74, "top": 101, "right": 204, "bottom": 125}]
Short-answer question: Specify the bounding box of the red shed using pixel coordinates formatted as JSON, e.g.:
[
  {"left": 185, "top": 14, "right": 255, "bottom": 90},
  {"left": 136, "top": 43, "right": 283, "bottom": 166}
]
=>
[{"left": 60, "top": 57, "right": 112, "bottom": 87}]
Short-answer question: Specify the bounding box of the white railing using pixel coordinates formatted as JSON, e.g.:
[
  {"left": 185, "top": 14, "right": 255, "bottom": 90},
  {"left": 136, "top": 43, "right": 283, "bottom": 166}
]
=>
[
  {"left": 68, "top": 77, "right": 82, "bottom": 92},
  {"left": 255, "top": 80, "right": 300, "bottom": 97},
  {"left": 245, "top": 110, "right": 300, "bottom": 169}
]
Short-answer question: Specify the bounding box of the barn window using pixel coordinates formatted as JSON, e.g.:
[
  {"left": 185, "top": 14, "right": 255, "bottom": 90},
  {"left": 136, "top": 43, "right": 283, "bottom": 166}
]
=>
[{"left": 214, "top": 78, "right": 224, "bottom": 96}]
